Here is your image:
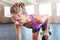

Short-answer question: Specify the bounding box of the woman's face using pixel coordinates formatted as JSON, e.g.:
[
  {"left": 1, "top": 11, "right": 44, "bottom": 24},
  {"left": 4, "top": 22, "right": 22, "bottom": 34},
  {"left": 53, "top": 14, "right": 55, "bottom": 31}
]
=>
[{"left": 11, "top": 8, "right": 27, "bottom": 25}]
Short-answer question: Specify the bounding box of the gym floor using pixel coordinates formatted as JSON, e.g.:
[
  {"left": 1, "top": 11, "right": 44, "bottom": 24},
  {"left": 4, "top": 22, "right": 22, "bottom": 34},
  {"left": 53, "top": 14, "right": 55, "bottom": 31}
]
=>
[{"left": 0, "top": 23, "right": 60, "bottom": 40}]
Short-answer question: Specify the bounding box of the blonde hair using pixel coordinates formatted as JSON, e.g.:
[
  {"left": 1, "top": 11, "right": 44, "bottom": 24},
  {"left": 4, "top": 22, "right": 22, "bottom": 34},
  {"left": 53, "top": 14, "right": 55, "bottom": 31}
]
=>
[{"left": 10, "top": 2, "right": 27, "bottom": 14}]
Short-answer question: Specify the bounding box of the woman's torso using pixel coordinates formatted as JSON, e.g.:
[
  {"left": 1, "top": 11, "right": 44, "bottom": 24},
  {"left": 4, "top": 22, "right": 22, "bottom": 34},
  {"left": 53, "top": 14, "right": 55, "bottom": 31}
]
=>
[{"left": 23, "top": 14, "right": 48, "bottom": 29}]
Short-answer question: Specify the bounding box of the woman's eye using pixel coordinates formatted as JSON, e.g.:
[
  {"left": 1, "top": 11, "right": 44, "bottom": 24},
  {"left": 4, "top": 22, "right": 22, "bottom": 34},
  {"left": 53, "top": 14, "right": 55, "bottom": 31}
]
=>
[
  {"left": 22, "top": 13, "right": 24, "bottom": 14},
  {"left": 22, "top": 13, "right": 25, "bottom": 15},
  {"left": 18, "top": 15, "right": 20, "bottom": 16},
  {"left": 17, "top": 20, "right": 20, "bottom": 21}
]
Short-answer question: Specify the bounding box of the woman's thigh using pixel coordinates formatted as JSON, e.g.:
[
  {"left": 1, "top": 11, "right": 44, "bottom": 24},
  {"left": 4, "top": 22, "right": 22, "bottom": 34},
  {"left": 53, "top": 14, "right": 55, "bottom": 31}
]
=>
[
  {"left": 32, "top": 31, "right": 39, "bottom": 40},
  {"left": 32, "top": 28, "right": 40, "bottom": 40}
]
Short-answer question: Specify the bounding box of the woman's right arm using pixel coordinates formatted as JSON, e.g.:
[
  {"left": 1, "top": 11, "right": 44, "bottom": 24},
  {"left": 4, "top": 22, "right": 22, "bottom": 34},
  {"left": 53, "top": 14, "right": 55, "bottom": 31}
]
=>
[{"left": 11, "top": 15, "right": 22, "bottom": 40}]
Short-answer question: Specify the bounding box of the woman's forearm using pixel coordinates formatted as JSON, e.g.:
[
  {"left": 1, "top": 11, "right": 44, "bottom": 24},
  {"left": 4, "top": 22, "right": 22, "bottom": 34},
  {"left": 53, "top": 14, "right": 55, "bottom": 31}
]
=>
[
  {"left": 46, "top": 19, "right": 49, "bottom": 33},
  {"left": 16, "top": 24, "right": 22, "bottom": 40}
]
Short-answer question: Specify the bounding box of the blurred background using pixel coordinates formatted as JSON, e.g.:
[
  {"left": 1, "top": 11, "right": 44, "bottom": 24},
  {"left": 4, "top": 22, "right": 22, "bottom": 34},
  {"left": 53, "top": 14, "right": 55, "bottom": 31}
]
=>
[{"left": 0, "top": 0, "right": 60, "bottom": 40}]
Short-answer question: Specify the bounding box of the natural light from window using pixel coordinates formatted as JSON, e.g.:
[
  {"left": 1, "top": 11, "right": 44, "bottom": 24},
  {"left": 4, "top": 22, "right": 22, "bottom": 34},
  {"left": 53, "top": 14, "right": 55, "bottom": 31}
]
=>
[
  {"left": 39, "top": 3, "right": 51, "bottom": 16},
  {"left": 4, "top": 5, "right": 34, "bottom": 17},
  {"left": 4, "top": 6, "right": 11, "bottom": 17},
  {"left": 25, "top": 5, "right": 34, "bottom": 15},
  {"left": 57, "top": 3, "right": 60, "bottom": 16}
]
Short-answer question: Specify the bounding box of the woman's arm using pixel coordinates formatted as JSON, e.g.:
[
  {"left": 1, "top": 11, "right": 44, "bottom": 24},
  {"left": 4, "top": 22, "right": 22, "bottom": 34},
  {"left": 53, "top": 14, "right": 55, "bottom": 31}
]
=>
[
  {"left": 42, "top": 16, "right": 50, "bottom": 40},
  {"left": 11, "top": 15, "right": 22, "bottom": 40},
  {"left": 45, "top": 17, "right": 50, "bottom": 36},
  {"left": 16, "top": 23, "right": 22, "bottom": 40},
  {"left": 44, "top": 16, "right": 50, "bottom": 40}
]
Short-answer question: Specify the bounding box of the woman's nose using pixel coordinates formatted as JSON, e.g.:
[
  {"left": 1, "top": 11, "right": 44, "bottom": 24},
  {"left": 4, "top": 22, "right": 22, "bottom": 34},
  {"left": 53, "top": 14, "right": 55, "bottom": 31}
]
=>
[{"left": 16, "top": 18, "right": 22, "bottom": 21}]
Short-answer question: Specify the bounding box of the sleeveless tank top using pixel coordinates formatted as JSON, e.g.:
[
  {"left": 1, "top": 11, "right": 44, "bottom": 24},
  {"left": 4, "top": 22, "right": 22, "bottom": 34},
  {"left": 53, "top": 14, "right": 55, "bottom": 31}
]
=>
[{"left": 29, "top": 15, "right": 46, "bottom": 29}]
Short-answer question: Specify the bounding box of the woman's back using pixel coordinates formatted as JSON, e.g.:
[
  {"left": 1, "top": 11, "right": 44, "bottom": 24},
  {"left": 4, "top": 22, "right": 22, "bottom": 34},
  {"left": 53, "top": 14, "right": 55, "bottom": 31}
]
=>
[{"left": 23, "top": 14, "right": 48, "bottom": 29}]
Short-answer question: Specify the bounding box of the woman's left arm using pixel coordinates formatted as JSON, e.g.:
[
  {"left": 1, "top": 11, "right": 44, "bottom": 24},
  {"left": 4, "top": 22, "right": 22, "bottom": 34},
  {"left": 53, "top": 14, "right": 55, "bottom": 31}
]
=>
[{"left": 45, "top": 16, "right": 50, "bottom": 36}]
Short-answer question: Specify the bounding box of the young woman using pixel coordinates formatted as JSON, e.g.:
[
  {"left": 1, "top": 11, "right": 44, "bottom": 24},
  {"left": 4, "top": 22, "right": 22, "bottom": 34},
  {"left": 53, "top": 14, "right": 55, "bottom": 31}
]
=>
[{"left": 10, "top": 2, "right": 49, "bottom": 40}]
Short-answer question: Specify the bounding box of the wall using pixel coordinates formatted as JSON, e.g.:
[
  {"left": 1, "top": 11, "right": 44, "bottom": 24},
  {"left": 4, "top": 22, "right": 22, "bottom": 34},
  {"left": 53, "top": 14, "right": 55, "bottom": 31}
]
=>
[
  {"left": 0, "top": 2, "right": 60, "bottom": 23},
  {"left": 0, "top": 5, "right": 4, "bottom": 17}
]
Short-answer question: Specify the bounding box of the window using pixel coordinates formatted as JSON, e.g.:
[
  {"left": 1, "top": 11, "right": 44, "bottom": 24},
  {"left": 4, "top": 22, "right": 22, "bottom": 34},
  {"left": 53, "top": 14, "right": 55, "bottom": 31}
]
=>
[
  {"left": 25, "top": 5, "right": 34, "bottom": 15},
  {"left": 4, "top": 6, "right": 11, "bottom": 17},
  {"left": 4, "top": 5, "right": 34, "bottom": 17},
  {"left": 57, "top": 3, "right": 60, "bottom": 16},
  {"left": 39, "top": 3, "right": 51, "bottom": 16}
]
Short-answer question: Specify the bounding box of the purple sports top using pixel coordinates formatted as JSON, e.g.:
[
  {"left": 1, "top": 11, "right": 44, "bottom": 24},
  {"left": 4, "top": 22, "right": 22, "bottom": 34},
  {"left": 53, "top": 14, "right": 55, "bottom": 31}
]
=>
[{"left": 29, "top": 15, "right": 46, "bottom": 29}]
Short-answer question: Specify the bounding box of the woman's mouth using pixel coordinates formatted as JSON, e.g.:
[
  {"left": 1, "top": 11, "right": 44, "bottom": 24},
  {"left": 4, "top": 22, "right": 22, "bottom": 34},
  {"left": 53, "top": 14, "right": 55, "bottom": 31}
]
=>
[{"left": 19, "top": 22, "right": 24, "bottom": 25}]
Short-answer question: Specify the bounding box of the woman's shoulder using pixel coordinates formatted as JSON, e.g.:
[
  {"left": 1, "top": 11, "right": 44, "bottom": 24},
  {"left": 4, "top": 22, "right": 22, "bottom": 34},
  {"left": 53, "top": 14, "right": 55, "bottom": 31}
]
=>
[
  {"left": 32, "top": 14, "right": 49, "bottom": 18},
  {"left": 31, "top": 14, "right": 49, "bottom": 21}
]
